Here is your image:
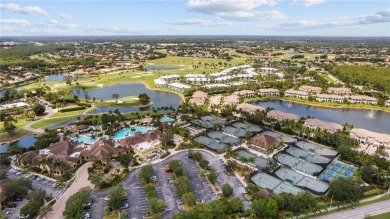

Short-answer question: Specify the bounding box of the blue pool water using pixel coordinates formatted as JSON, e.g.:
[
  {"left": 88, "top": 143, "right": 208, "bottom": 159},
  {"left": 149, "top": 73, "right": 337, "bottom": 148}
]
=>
[
  {"left": 161, "top": 117, "right": 174, "bottom": 122},
  {"left": 113, "top": 126, "right": 152, "bottom": 141},
  {"left": 73, "top": 135, "right": 98, "bottom": 145}
]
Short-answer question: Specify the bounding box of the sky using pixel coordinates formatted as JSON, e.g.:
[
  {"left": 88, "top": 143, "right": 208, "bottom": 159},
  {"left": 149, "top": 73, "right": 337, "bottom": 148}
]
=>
[{"left": 1, "top": 0, "right": 389, "bottom": 36}]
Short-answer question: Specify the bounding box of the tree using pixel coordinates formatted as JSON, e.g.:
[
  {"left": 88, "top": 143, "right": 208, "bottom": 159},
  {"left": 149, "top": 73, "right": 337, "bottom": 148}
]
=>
[
  {"left": 112, "top": 93, "right": 120, "bottom": 104},
  {"left": 25, "top": 110, "right": 36, "bottom": 121},
  {"left": 138, "top": 93, "right": 151, "bottom": 105},
  {"left": 116, "top": 154, "right": 132, "bottom": 167},
  {"left": 20, "top": 199, "right": 42, "bottom": 218},
  {"left": 222, "top": 183, "right": 233, "bottom": 198},
  {"left": 63, "top": 75, "right": 72, "bottom": 85},
  {"left": 108, "top": 184, "right": 125, "bottom": 210},
  {"left": 63, "top": 187, "right": 91, "bottom": 219},
  {"left": 138, "top": 165, "right": 154, "bottom": 184},
  {"left": 360, "top": 165, "right": 377, "bottom": 184},
  {"left": 4, "top": 116, "right": 17, "bottom": 136},
  {"left": 182, "top": 192, "right": 196, "bottom": 206},
  {"left": 328, "top": 177, "right": 363, "bottom": 204},
  {"left": 176, "top": 176, "right": 192, "bottom": 197},
  {"left": 251, "top": 198, "right": 278, "bottom": 218},
  {"left": 4, "top": 178, "right": 32, "bottom": 199},
  {"left": 148, "top": 197, "right": 165, "bottom": 214},
  {"left": 39, "top": 205, "right": 53, "bottom": 219},
  {"left": 32, "top": 103, "right": 46, "bottom": 116},
  {"left": 207, "top": 169, "right": 217, "bottom": 184}
]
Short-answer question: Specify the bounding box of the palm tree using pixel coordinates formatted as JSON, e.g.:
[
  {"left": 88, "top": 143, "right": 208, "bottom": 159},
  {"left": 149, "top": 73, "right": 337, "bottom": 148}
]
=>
[
  {"left": 39, "top": 204, "right": 53, "bottom": 219},
  {"left": 112, "top": 93, "right": 119, "bottom": 104}
]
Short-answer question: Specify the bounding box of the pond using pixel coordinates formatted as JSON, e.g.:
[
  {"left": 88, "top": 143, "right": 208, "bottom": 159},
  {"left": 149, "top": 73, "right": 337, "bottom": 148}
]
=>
[
  {"left": 0, "top": 134, "right": 37, "bottom": 153},
  {"left": 72, "top": 83, "right": 182, "bottom": 114},
  {"left": 144, "top": 65, "right": 179, "bottom": 71},
  {"left": 44, "top": 73, "right": 89, "bottom": 82},
  {"left": 251, "top": 100, "right": 390, "bottom": 134}
]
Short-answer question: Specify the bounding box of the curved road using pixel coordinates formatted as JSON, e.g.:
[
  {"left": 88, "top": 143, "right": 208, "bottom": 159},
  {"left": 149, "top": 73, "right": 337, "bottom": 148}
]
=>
[
  {"left": 51, "top": 162, "right": 94, "bottom": 219},
  {"left": 315, "top": 199, "right": 390, "bottom": 219}
]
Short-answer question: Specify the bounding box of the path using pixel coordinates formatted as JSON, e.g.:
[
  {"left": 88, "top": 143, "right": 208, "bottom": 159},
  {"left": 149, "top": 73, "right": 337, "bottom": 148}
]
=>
[
  {"left": 51, "top": 162, "right": 94, "bottom": 219},
  {"left": 22, "top": 103, "right": 58, "bottom": 133},
  {"left": 315, "top": 199, "right": 390, "bottom": 219}
]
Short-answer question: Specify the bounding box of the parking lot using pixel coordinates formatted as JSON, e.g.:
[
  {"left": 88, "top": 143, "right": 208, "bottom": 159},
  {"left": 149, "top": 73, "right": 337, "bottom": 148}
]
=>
[
  {"left": 122, "top": 169, "right": 149, "bottom": 219},
  {"left": 201, "top": 151, "right": 252, "bottom": 210},
  {"left": 6, "top": 168, "right": 64, "bottom": 200}
]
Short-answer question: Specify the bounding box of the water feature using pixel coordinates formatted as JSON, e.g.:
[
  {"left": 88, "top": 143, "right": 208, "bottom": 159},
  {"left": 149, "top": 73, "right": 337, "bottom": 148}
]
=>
[
  {"left": 72, "top": 83, "right": 182, "bottom": 114},
  {"left": 113, "top": 126, "right": 152, "bottom": 141},
  {"left": 144, "top": 65, "right": 179, "bottom": 71},
  {"left": 366, "top": 109, "right": 376, "bottom": 119},
  {"left": 0, "top": 134, "right": 37, "bottom": 153},
  {"left": 161, "top": 117, "right": 174, "bottom": 123},
  {"left": 251, "top": 100, "right": 390, "bottom": 134},
  {"left": 73, "top": 135, "right": 98, "bottom": 145},
  {"left": 44, "top": 73, "right": 88, "bottom": 82}
]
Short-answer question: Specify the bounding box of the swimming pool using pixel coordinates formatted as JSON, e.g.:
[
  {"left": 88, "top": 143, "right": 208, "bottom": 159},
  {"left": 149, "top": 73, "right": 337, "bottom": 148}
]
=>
[
  {"left": 113, "top": 126, "right": 152, "bottom": 141},
  {"left": 161, "top": 117, "right": 174, "bottom": 122},
  {"left": 73, "top": 135, "right": 98, "bottom": 145}
]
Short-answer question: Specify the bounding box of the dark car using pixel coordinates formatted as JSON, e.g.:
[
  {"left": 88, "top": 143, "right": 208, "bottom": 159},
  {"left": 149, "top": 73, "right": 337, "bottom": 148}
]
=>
[
  {"left": 82, "top": 203, "right": 91, "bottom": 209},
  {"left": 14, "top": 197, "right": 23, "bottom": 202},
  {"left": 8, "top": 203, "right": 17, "bottom": 208}
]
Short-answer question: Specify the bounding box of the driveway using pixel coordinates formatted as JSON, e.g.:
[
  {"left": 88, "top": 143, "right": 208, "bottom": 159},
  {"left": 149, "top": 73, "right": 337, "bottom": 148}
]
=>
[{"left": 51, "top": 162, "right": 94, "bottom": 219}]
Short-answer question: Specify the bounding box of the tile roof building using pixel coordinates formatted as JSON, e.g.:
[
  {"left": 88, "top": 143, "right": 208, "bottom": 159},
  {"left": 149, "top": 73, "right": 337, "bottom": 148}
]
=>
[
  {"left": 299, "top": 85, "right": 322, "bottom": 94},
  {"left": 327, "top": 87, "right": 352, "bottom": 95},
  {"left": 304, "top": 118, "right": 343, "bottom": 133},
  {"left": 267, "top": 110, "right": 300, "bottom": 121},
  {"left": 237, "top": 103, "right": 265, "bottom": 114},
  {"left": 284, "top": 89, "right": 309, "bottom": 99}
]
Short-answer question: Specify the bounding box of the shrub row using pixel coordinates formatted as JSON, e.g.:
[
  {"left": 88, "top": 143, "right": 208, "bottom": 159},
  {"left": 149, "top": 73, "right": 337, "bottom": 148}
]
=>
[{"left": 59, "top": 106, "right": 86, "bottom": 112}]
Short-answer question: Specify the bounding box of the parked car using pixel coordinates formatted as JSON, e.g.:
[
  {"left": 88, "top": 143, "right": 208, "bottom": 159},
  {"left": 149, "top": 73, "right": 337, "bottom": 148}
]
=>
[
  {"left": 51, "top": 182, "right": 60, "bottom": 188},
  {"left": 120, "top": 203, "right": 129, "bottom": 209},
  {"left": 82, "top": 203, "right": 91, "bottom": 209},
  {"left": 83, "top": 212, "right": 90, "bottom": 219},
  {"left": 36, "top": 176, "right": 43, "bottom": 181},
  {"left": 8, "top": 203, "right": 17, "bottom": 208},
  {"left": 19, "top": 214, "right": 29, "bottom": 219},
  {"left": 150, "top": 176, "right": 157, "bottom": 181},
  {"left": 104, "top": 196, "right": 110, "bottom": 201}
]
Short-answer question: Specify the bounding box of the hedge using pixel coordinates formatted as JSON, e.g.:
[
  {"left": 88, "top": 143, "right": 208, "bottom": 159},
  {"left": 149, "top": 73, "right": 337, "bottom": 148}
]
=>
[{"left": 59, "top": 106, "right": 86, "bottom": 112}]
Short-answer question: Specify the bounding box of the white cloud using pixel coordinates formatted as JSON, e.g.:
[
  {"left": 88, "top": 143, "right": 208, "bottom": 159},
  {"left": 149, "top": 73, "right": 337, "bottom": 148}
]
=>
[
  {"left": 218, "top": 10, "right": 284, "bottom": 21},
  {"left": 85, "top": 25, "right": 139, "bottom": 34},
  {"left": 0, "top": 19, "right": 30, "bottom": 27},
  {"left": 60, "top": 13, "right": 72, "bottom": 20},
  {"left": 292, "top": 0, "right": 326, "bottom": 7},
  {"left": 0, "top": 3, "right": 49, "bottom": 16},
  {"left": 168, "top": 27, "right": 184, "bottom": 32},
  {"left": 275, "top": 9, "right": 390, "bottom": 30},
  {"left": 63, "top": 24, "right": 79, "bottom": 29},
  {"left": 47, "top": 19, "right": 59, "bottom": 26},
  {"left": 187, "top": 0, "right": 282, "bottom": 21},
  {"left": 163, "top": 19, "right": 210, "bottom": 25}
]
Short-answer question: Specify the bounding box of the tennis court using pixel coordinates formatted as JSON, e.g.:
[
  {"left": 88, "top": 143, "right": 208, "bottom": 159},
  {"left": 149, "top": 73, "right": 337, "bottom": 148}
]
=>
[
  {"left": 192, "top": 116, "right": 228, "bottom": 129},
  {"left": 295, "top": 141, "right": 338, "bottom": 158},
  {"left": 275, "top": 153, "right": 300, "bottom": 167},
  {"left": 295, "top": 176, "right": 329, "bottom": 195},
  {"left": 231, "top": 122, "right": 263, "bottom": 134},
  {"left": 250, "top": 172, "right": 282, "bottom": 191},
  {"left": 207, "top": 131, "right": 240, "bottom": 145},
  {"left": 273, "top": 182, "right": 304, "bottom": 194},
  {"left": 285, "top": 146, "right": 331, "bottom": 166},
  {"left": 235, "top": 149, "right": 270, "bottom": 170},
  {"left": 275, "top": 153, "right": 323, "bottom": 176},
  {"left": 319, "top": 161, "right": 357, "bottom": 182},
  {"left": 221, "top": 126, "right": 246, "bottom": 138},
  {"left": 235, "top": 148, "right": 257, "bottom": 159},
  {"left": 193, "top": 136, "right": 229, "bottom": 153},
  {"left": 275, "top": 167, "right": 304, "bottom": 184}
]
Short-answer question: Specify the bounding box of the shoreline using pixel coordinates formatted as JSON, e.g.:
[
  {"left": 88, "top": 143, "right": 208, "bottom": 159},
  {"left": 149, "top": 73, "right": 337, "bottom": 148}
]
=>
[{"left": 245, "top": 96, "right": 390, "bottom": 114}]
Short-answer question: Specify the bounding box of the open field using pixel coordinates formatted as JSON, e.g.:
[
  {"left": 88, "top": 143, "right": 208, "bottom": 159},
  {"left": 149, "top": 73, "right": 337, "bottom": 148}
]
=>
[
  {"left": 0, "top": 118, "right": 29, "bottom": 133},
  {"left": 30, "top": 54, "right": 56, "bottom": 63},
  {"left": 30, "top": 115, "right": 77, "bottom": 129}
]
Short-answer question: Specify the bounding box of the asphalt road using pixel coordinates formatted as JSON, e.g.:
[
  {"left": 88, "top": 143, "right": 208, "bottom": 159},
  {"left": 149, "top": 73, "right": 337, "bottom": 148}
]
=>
[{"left": 315, "top": 199, "right": 390, "bottom": 219}]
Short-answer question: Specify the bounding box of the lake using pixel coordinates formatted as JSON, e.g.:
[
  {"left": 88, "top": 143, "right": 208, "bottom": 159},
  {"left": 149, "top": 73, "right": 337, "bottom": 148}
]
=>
[
  {"left": 72, "top": 83, "right": 182, "bottom": 113},
  {"left": 252, "top": 100, "right": 390, "bottom": 134},
  {"left": 144, "top": 65, "right": 179, "bottom": 71},
  {"left": 44, "top": 73, "right": 89, "bottom": 82},
  {"left": 0, "top": 134, "right": 37, "bottom": 153}
]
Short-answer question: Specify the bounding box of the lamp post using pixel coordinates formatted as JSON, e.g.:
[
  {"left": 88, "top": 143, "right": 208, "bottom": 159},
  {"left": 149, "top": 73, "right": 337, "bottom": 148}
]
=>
[{"left": 330, "top": 195, "right": 334, "bottom": 208}]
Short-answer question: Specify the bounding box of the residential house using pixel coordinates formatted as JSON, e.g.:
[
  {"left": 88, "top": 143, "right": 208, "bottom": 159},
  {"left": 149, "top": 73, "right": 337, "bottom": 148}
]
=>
[
  {"left": 304, "top": 118, "right": 343, "bottom": 133},
  {"left": 327, "top": 87, "right": 352, "bottom": 95},
  {"left": 154, "top": 78, "right": 167, "bottom": 87},
  {"left": 258, "top": 88, "right": 279, "bottom": 96},
  {"left": 223, "top": 94, "right": 240, "bottom": 106},
  {"left": 350, "top": 128, "right": 390, "bottom": 148},
  {"left": 349, "top": 95, "right": 377, "bottom": 105},
  {"left": 299, "top": 85, "right": 322, "bottom": 94},
  {"left": 284, "top": 89, "right": 309, "bottom": 99},
  {"left": 233, "top": 90, "right": 256, "bottom": 98},
  {"left": 189, "top": 91, "right": 208, "bottom": 106},
  {"left": 267, "top": 110, "right": 300, "bottom": 121},
  {"left": 237, "top": 103, "right": 265, "bottom": 114},
  {"left": 168, "top": 82, "right": 191, "bottom": 91},
  {"left": 316, "top": 94, "right": 345, "bottom": 103}
]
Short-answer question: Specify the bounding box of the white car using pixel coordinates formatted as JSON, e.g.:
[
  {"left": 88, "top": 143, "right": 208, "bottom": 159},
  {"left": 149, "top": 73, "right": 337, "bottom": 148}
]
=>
[{"left": 104, "top": 196, "right": 110, "bottom": 201}]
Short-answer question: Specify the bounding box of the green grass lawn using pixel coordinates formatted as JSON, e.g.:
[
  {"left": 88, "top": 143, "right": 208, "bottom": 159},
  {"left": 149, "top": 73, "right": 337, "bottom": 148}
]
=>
[
  {"left": 0, "top": 129, "right": 31, "bottom": 143},
  {"left": 0, "top": 118, "right": 29, "bottom": 133},
  {"left": 93, "top": 95, "right": 141, "bottom": 108},
  {"left": 30, "top": 54, "right": 56, "bottom": 63},
  {"left": 365, "top": 212, "right": 390, "bottom": 219},
  {"left": 31, "top": 116, "right": 77, "bottom": 129},
  {"left": 317, "top": 72, "right": 339, "bottom": 84}
]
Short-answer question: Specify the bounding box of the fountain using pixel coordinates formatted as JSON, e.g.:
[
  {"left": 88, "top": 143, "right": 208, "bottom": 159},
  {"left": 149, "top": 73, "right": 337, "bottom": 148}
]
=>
[
  {"left": 287, "top": 102, "right": 293, "bottom": 109},
  {"left": 366, "top": 109, "right": 376, "bottom": 119}
]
